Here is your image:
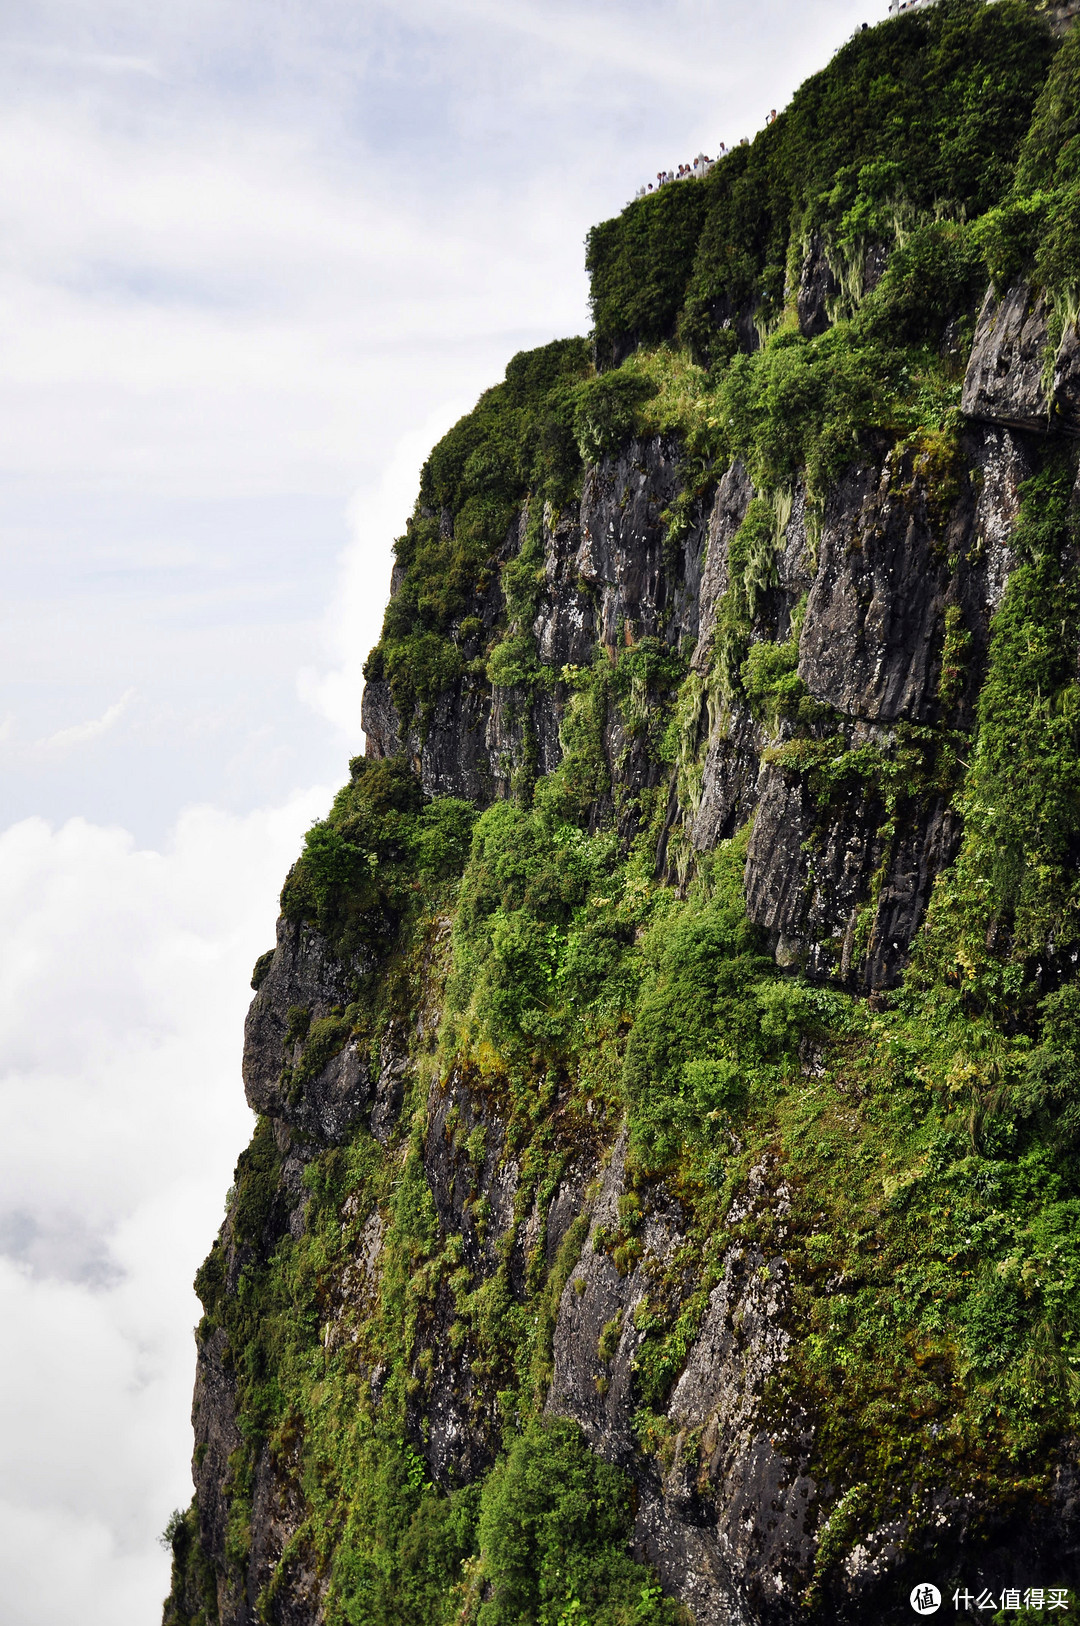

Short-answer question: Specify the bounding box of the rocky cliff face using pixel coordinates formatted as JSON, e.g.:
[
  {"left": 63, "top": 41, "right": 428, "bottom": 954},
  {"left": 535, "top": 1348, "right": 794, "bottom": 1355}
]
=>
[
  {"left": 363, "top": 408, "right": 1038, "bottom": 993},
  {"left": 962, "top": 281, "right": 1080, "bottom": 436},
  {"left": 169, "top": 376, "right": 1080, "bottom": 1626},
  {"left": 166, "top": 8, "right": 1080, "bottom": 1626}
]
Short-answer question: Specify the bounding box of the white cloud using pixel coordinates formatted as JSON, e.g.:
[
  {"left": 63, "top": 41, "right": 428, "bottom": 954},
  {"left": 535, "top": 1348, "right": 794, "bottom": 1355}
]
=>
[
  {"left": 0, "top": 41, "right": 162, "bottom": 77},
  {"left": 35, "top": 688, "right": 134, "bottom": 755},
  {"left": 429, "top": 0, "right": 733, "bottom": 90},
  {"left": 0, "top": 1492, "right": 163, "bottom": 1626},
  {"left": 0, "top": 790, "right": 328, "bottom": 1626}
]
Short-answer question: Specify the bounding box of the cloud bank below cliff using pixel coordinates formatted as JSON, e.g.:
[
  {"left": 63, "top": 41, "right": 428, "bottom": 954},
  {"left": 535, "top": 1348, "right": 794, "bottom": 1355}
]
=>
[{"left": 0, "top": 792, "right": 328, "bottom": 1624}]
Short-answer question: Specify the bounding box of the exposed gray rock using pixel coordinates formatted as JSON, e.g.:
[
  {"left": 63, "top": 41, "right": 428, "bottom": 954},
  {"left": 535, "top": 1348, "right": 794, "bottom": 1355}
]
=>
[
  {"left": 414, "top": 1072, "right": 527, "bottom": 1485},
  {"left": 361, "top": 513, "right": 512, "bottom": 799},
  {"left": 666, "top": 1247, "right": 816, "bottom": 1622},
  {"left": 840, "top": 1519, "right": 907, "bottom": 1590},
  {"left": 418, "top": 678, "right": 498, "bottom": 802},
  {"left": 362, "top": 402, "right": 1039, "bottom": 1001},
  {"left": 689, "top": 466, "right": 814, "bottom": 854},
  {"left": 792, "top": 425, "right": 1030, "bottom": 732},
  {"left": 323, "top": 1203, "right": 385, "bottom": 1355},
  {"left": 537, "top": 435, "right": 705, "bottom": 659},
  {"left": 546, "top": 1140, "right": 817, "bottom": 1626},
  {"left": 690, "top": 475, "right": 806, "bottom": 854},
  {"left": 863, "top": 798, "right": 963, "bottom": 986},
  {"left": 362, "top": 400, "right": 1039, "bottom": 999},
  {"left": 188, "top": 330, "right": 1080, "bottom": 1626},
  {"left": 1053, "top": 319, "right": 1080, "bottom": 435},
  {"left": 691, "top": 460, "right": 755, "bottom": 672},
  {"left": 1045, "top": 0, "right": 1080, "bottom": 33},
  {"left": 246, "top": 1439, "right": 325, "bottom": 1626},
  {"left": 634, "top": 1490, "right": 753, "bottom": 1626},
  {"left": 776, "top": 482, "right": 816, "bottom": 614},
  {"left": 744, "top": 750, "right": 962, "bottom": 988},
  {"left": 548, "top": 1132, "right": 637, "bottom": 1453},
  {"left": 276, "top": 1123, "right": 313, "bottom": 1242},
  {"left": 242, "top": 919, "right": 417, "bottom": 1146},
  {"left": 735, "top": 424, "right": 1034, "bottom": 986},
  {"left": 961, "top": 281, "right": 1080, "bottom": 437},
  {"left": 370, "top": 1049, "right": 408, "bottom": 1147},
  {"left": 366, "top": 447, "right": 709, "bottom": 809},
  {"left": 425, "top": 1073, "right": 520, "bottom": 1286},
  {"left": 534, "top": 503, "right": 602, "bottom": 669},
  {"left": 190, "top": 1327, "right": 247, "bottom": 1625},
  {"left": 578, "top": 435, "right": 679, "bottom": 648},
  {"left": 797, "top": 235, "right": 839, "bottom": 340},
  {"left": 545, "top": 1157, "right": 596, "bottom": 1265},
  {"left": 691, "top": 714, "right": 763, "bottom": 852},
  {"left": 243, "top": 918, "right": 366, "bottom": 1144},
  {"left": 972, "top": 424, "right": 1037, "bottom": 614},
  {"left": 798, "top": 455, "right": 952, "bottom": 725},
  {"left": 359, "top": 675, "right": 403, "bottom": 763}
]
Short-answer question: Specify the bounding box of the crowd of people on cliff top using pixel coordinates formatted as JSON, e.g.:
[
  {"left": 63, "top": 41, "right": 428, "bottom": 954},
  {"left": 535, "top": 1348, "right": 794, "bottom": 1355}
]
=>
[
  {"left": 630, "top": 15, "right": 886, "bottom": 207},
  {"left": 632, "top": 12, "right": 916, "bottom": 203},
  {"left": 631, "top": 111, "right": 776, "bottom": 202}
]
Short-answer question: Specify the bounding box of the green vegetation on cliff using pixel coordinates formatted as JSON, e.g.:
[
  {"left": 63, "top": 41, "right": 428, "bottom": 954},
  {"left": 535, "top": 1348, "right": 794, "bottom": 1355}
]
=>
[
  {"left": 978, "top": 19, "right": 1080, "bottom": 310},
  {"left": 166, "top": 5, "right": 1080, "bottom": 1623}
]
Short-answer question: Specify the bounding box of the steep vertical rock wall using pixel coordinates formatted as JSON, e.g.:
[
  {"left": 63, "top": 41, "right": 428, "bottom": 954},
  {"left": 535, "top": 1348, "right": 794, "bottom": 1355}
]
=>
[{"left": 363, "top": 411, "right": 1037, "bottom": 991}]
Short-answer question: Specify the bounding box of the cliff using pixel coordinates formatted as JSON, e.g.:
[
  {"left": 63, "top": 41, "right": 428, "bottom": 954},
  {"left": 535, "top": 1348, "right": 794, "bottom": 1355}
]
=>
[{"left": 165, "top": 5, "right": 1080, "bottom": 1624}]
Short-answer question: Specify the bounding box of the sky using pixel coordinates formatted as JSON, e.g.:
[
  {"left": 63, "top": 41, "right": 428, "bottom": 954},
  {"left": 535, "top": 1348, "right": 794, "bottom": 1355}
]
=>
[{"left": 0, "top": 0, "right": 878, "bottom": 1619}]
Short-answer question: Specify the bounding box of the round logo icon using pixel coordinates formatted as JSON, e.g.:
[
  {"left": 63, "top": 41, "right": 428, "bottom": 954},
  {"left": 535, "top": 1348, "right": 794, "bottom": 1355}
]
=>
[{"left": 910, "top": 1584, "right": 942, "bottom": 1616}]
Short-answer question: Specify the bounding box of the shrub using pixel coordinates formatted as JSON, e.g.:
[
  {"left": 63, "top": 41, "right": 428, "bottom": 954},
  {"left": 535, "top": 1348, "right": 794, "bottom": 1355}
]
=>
[
  {"left": 475, "top": 1417, "right": 681, "bottom": 1626},
  {"left": 860, "top": 220, "right": 985, "bottom": 345},
  {"left": 587, "top": 182, "right": 712, "bottom": 368},
  {"left": 573, "top": 371, "right": 659, "bottom": 462},
  {"left": 281, "top": 760, "right": 474, "bottom": 954}
]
